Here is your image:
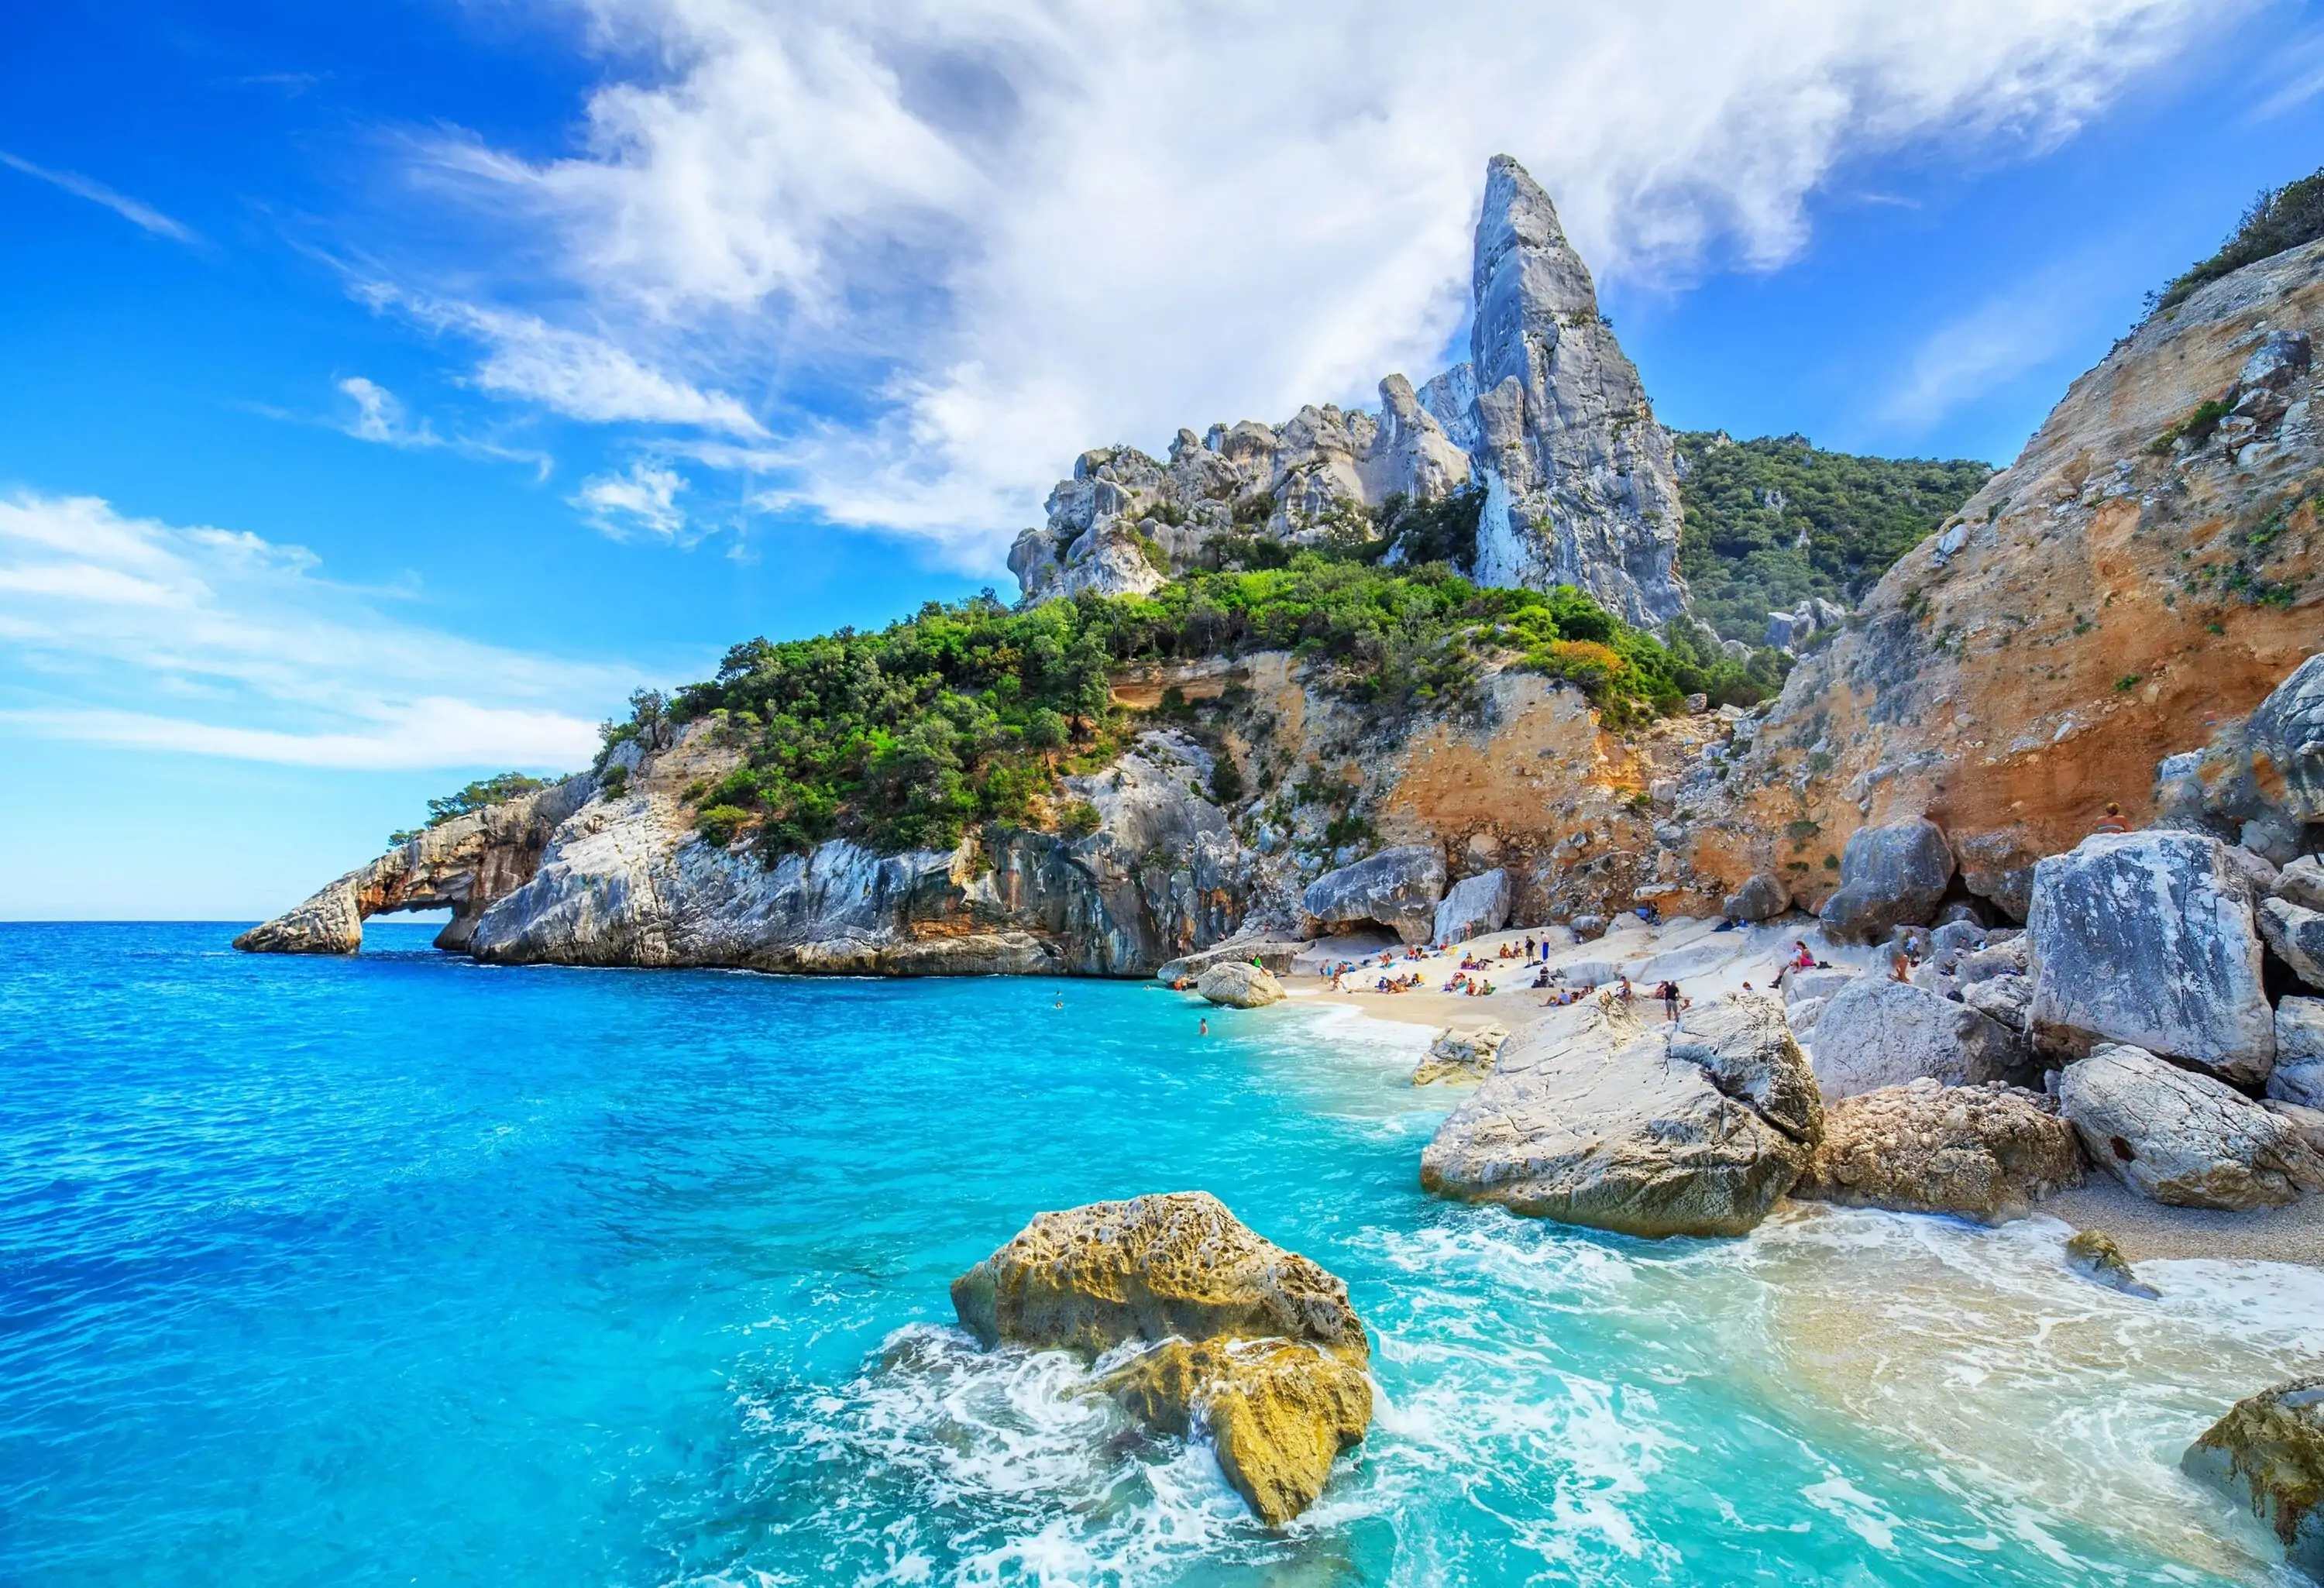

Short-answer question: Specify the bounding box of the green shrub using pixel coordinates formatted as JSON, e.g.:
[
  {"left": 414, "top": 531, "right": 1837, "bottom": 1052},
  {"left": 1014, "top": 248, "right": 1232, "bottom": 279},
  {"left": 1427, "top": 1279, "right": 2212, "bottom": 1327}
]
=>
[
  {"left": 1209, "top": 755, "right": 1246, "bottom": 805},
  {"left": 1058, "top": 799, "right": 1102, "bottom": 839},
  {"left": 696, "top": 804, "right": 752, "bottom": 846},
  {"left": 388, "top": 770, "right": 551, "bottom": 845},
  {"left": 2150, "top": 167, "right": 2324, "bottom": 315}
]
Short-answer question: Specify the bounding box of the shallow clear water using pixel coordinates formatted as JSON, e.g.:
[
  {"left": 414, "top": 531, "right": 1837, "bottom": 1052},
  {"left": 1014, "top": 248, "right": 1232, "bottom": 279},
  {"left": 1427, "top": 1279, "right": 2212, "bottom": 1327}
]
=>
[{"left": 4, "top": 922, "right": 2319, "bottom": 1586}]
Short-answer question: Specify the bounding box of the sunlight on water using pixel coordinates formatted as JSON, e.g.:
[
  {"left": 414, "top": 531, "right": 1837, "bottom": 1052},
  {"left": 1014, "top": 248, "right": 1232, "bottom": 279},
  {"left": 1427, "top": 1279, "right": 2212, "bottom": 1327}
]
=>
[{"left": 0, "top": 923, "right": 2312, "bottom": 1586}]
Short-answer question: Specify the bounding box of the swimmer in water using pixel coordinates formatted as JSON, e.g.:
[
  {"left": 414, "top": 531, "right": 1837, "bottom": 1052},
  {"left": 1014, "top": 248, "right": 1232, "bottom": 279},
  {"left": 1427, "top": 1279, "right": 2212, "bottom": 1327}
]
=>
[{"left": 1199, "top": 1018, "right": 1209, "bottom": 1036}]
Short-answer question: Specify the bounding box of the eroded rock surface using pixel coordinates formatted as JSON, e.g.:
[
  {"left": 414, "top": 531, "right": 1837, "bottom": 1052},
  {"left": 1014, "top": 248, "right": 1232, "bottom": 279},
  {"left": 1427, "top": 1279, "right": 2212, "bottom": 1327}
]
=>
[
  {"left": 2058, "top": 1043, "right": 2324, "bottom": 1211},
  {"left": 1805, "top": 977, "right": 2026, "bottom": 1099},
  {"left": 2027, "top": 831, "right": 2275, "bottom": 1085},
  {"left": 2182, "top": 1375, "right": 2324, "bottom": 1583},
  {"left": 1301, "top": 844, "right": 1447, "bottom": 944},
  {"left": 235, "top": 777, "right": 590, "bottom": 954},
  {"left": 1413, "top": 1025, "right": 1509, "bottom": 1085},
  {"left": 950, "top": 1192, "right": 1370, "bottom": 1525},
  {"left": 1197, "top": 961, "right": 1285, "bottom": 1008},
  {"left": 1421, "top": 994, "right": 1820, "bottom": 1238},
  {"left": 1818, "top": 820, "right": 1954, "bottom": 945},
  {"left": 2064, "top": 1229, "right": 2159, "bottom": 1298},
  {"left": 1432, "top": 868, "right": 1512, "bottom": 944},
  {"left": 1794, "top": 1078, "right": 2082, "bottom": 1222}
]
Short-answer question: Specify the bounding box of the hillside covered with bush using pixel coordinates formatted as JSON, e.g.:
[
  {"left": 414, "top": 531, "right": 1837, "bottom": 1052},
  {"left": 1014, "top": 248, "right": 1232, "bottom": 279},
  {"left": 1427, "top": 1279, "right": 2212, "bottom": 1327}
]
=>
[
  {"left": 1670, "top": 431, "right": 1993, "bottom": 643},
  {"left": 586, "top": 555, "right": 1783, "bottom": 861}
]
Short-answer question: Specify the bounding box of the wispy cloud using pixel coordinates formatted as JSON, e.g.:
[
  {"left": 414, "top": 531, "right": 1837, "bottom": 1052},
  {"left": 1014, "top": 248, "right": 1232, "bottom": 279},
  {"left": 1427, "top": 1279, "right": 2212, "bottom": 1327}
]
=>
[
  {"left": 1880, "top": 261, "right": 2097, "bottom": 431},
  {"left": 328, "top": 376, "right": 554, "bottom": 478},
  {"left": 0, "top": 150, "right": 198, "bottom": 243},
  {"left": 0, "top": 490, "right": 632, "bottom": 770},
  {"left": 357, "top": 0, "right": 2226, "bottom": 562},
  {"left": 572, "top": 459, "right": 689, "bottom": 538},
  {"left": 354, "top": 284, "right": 767, "bottom": 437}
]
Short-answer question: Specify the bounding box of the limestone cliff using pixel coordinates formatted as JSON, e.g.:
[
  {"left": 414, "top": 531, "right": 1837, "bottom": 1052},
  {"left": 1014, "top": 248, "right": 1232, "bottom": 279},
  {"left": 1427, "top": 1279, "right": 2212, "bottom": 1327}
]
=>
[
  {"left": 1662, "top": 237, "right": 2324, "bottom": 917},
  {"left": 1008, "top": 155, "right": 1688, "bottom": 626},
  {"left": 232, "top": 777, "right": 592, "bottom": 954}
]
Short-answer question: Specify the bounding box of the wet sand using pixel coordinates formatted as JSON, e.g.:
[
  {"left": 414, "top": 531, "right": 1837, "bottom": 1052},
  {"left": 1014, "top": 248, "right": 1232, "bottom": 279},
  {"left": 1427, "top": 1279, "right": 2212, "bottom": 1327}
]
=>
[{"left": 2043, "top": 1180, "right": 2324, "bottom": 1267}]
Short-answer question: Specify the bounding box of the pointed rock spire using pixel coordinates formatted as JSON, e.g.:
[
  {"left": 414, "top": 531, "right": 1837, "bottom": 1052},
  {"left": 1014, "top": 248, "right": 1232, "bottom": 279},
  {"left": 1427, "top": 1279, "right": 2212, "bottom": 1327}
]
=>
[{"left": 1464, "top": 154, "right": 1687, "bottom": 626}]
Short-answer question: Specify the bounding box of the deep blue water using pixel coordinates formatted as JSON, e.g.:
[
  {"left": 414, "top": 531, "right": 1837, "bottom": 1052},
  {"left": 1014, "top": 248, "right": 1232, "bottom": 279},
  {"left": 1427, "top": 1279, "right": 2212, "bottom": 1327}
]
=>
[{"left": 5, "top": 922, "right": 2321, "bottom": 1586}]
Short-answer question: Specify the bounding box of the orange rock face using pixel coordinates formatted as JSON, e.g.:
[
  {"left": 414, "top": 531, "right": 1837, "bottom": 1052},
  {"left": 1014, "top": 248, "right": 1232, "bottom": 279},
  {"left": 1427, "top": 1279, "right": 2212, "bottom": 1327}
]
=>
[{"left": 1683, "top": 239, "right": 2324, "bottom": 915}]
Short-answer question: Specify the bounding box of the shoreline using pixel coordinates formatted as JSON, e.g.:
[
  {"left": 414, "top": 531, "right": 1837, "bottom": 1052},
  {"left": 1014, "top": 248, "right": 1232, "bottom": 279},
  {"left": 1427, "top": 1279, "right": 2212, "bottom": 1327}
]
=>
[{"left": 1257, "top": 920, "right": 2324, "bottom": 1270}]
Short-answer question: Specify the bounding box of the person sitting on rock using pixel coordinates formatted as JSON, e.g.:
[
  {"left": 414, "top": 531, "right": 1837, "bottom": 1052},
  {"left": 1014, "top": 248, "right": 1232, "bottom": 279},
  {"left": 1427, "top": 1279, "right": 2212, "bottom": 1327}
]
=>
[
  {"left": 1615, "top": 975, "right": 1634, "bottom": 1002},
  {"left": 1790, "top": 940, "right": 1816, "bottom": 971},
  {"left": 2095, "top": 800, "right": 2130, "bottom": 834}
]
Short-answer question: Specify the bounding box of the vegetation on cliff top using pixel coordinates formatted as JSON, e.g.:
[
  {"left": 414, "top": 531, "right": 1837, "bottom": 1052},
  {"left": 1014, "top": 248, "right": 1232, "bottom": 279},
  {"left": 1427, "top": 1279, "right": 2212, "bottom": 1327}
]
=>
[
  {"left": 1670, "top": 432, "right": 1992, "bottom": 643},
  {"left": 609, "top": 556, "right": 1781, "bottom": 859},
  {"left": 389, "top": 772, "right": 552, "bottom": 845},
  {"left": 2150, "top": 164, "right": 2324, "bottom": 316}
]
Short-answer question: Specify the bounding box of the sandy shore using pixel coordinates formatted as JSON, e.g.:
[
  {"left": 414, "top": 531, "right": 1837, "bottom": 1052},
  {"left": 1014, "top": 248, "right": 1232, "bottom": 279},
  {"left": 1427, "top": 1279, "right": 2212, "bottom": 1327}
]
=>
[
  {"left": 2041, "top": 1181, "right": 2324, "bottom": 1267},
  {"left": 1275, "top": 917, "right": 2324, "bottom": 1269}
]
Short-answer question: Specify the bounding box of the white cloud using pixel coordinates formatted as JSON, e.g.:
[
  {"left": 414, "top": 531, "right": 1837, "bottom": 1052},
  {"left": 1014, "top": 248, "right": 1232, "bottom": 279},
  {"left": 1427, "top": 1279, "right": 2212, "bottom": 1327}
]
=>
[
  {"left": 339, "top": 376, "right": 439, "bottom": 446},
  {"left": 356, "top": 284, "right": 767, "bottom": 436},
  {"left": 0, "top": 150, "right": 199, "bottom": 243},
  {"left": 390, "top": 0, "right": 2225, "bottom": 562},
  {"left": 572, "top": 459, "right": 689, "bottom": 538},
  {"left": 0, "top": 491, "right": 631, "bottom": 770}
]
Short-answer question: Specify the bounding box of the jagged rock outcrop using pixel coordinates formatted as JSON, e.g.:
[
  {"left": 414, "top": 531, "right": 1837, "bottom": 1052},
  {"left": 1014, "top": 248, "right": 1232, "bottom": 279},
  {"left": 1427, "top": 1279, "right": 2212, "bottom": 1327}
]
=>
[
  {"left": 1462, "top": 155, "right": 1687, "bottom": 624},
  {"left": 2182, "top": 1375, "right": 2324, "bottom": 1582},
  {"left": 1420, "top": 993, "right": 1820, "bottom": 1238},
  {"left": 1007, "top": 156, "right": 1685, "bottom": 624},
  {"left": 1803, "top": 976, "right": 2027, "bottom": 1098},
  {"left": 1794, "top": 1078, "right": 2083, "bottom": 1222},
  {"left": 2058, "top": 1043, "right": 2324, "bottom": 1210},
  {"left": 950, "top": 1191, "right": 1370, "bottom": 1525},
  {"left": 2025, "top": 830, "right": 2276, "bottom": 1085},
  {"left": 233, "top": 776, "right": 591, "bottom": 954},
  {"left": 1722, "top": 871, "right": 1789, "bottom": 922},
  {"left": 1411, "top": 1025, "right": 1508, "bottom": 1085},
  {"left": 1676, "top": 237, "right": 2324, "bottom": 921},
  {"left": 460, "top": 726, "right": 1257, "bottom": 976},
  {"left": 2262, "top": 895, "right": 2324, "bottom": 990}
]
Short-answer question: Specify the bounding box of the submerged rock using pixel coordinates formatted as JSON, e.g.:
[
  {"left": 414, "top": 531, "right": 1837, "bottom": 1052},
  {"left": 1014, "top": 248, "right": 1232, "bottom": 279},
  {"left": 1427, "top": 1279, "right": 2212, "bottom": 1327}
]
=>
[
  {"left": 2057, "top": 1043, "right": 2324, "bottom": 1211},
  {"left": 1420, "top": 994, "right": 1820, "bottom": 1238},
  {"left": 2182, "top": 1374, "right": 2324, "bottom": 1583},
  {"left": 2027, "top": 830, "right": 2276, "bottom": 1087},
  {"left": 1805, "top": 977, "right": 2027, "bottom": 1099},
  {"left": 2064, "top": 1229, "right": 2159, "bottom": 1299},
  {"left": 950, "top": 1191, "right": 1370, "bottom": 1524},
  {"left": 1196, "top": 961, "right": 1286, "bottom": 1008},
  {"left": 1412, "top": 1025, "right": 1509, "bottom": 1085},
  {"left": 1795, "top": 1078, "right": 2082, "bottom": 1223}
]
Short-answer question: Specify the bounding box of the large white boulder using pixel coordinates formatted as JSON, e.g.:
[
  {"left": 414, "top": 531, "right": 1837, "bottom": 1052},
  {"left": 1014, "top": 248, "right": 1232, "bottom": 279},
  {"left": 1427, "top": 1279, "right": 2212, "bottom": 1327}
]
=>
[
  {"left": 1196, "top": 961, "right": 1285, "bottom": 1008},
  {"left": 1300, "top": 844, "right": 1446, "bottom": 944},
  {"left": 2058, "top": 1043, "right": 2324, "bottom": 1211},
  {"left": 1805, "top": 976, "right": 2026, "bottom": 1099},
  {"left": 1432, "top": 868, "right": 1511, "bottom": 944},
  {"left": 2027, "top": 830, "right": 2275, "bottom": 1088},
  {"left": 1795, "top": 1078, "right": 2083, "bottom": 1222},
  {"left": 1420, "top": 995, "right": 1820, "bottom": 1238}
]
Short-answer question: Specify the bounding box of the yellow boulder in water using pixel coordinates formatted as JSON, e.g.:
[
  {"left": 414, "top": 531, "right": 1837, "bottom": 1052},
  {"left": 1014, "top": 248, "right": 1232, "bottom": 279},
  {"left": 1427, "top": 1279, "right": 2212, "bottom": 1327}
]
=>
[{"left": 950, "top": 1190, "right": 1370, "bottom": 1524}]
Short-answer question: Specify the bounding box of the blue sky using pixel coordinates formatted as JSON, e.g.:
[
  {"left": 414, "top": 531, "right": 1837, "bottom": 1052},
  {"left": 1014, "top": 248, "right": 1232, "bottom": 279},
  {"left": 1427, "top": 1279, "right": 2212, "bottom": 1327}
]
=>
[{"left": 5, "top": 0, "right": 2324, "bottom": 919}]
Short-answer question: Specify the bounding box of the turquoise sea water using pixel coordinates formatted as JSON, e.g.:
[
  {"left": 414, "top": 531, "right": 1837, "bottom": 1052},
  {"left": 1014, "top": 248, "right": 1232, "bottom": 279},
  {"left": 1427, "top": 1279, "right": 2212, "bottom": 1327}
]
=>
[{"left": 5, "top": 922, "right": 2322, "bottom": 1586}]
